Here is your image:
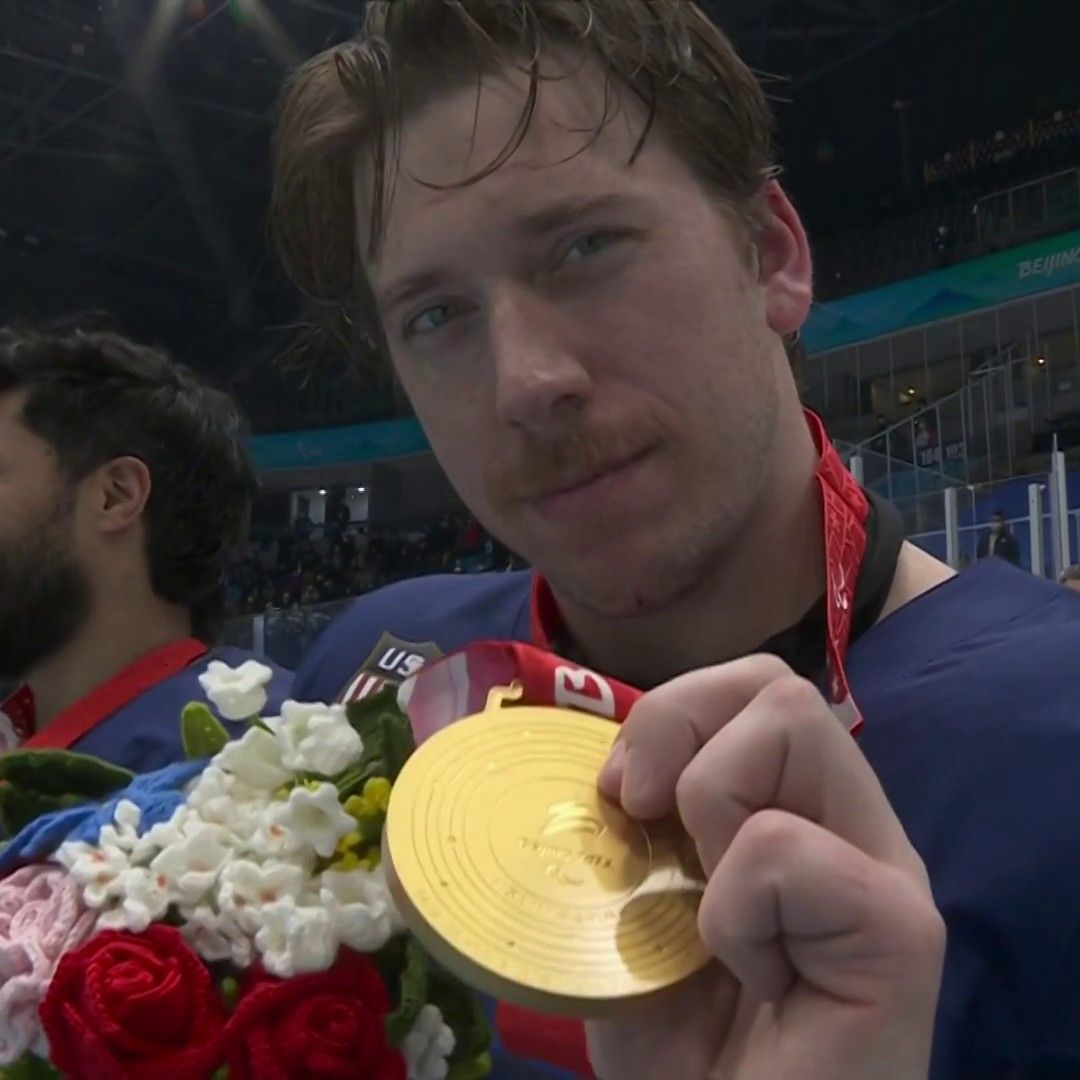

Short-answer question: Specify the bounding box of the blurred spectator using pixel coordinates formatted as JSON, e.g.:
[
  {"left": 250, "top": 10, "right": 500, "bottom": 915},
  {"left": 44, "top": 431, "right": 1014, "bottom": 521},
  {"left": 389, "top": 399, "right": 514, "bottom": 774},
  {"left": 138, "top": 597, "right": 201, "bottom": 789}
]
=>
[
  {"left": 224, "top": 507, "right": 526, "bottom": 618},
  {"left": 977, "top": 510, "right": 1021, "bottom": 567},
  {"left": 816, "top": 102, "right": 1080, "bottom": 300},
  {"left": 923, "top": 105, "right": 1080, "bottom": 189}
]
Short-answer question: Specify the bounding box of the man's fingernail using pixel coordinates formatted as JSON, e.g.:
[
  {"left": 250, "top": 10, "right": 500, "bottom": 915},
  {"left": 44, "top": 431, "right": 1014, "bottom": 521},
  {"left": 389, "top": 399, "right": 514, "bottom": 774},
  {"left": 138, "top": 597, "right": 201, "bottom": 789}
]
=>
[
  {"left": 619, "top": 747, "right": 654, "bottom": 815},
  {"left": 598, "top": 739, "right": 628, "bottom": 798}
]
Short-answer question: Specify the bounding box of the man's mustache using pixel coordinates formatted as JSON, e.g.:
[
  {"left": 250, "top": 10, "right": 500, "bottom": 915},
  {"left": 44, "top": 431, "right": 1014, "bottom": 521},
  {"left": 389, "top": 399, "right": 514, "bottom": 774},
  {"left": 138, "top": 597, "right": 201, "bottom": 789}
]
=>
[{"left": 486, "top": 417, "right": 666, "bottom": 505}]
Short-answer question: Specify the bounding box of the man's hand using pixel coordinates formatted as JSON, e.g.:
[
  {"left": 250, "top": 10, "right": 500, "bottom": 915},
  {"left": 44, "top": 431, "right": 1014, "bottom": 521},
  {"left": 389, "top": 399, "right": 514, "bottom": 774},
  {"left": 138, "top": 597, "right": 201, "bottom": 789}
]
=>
[{"left": 588, "top": 656, "right": 945, "bottom": 1080}]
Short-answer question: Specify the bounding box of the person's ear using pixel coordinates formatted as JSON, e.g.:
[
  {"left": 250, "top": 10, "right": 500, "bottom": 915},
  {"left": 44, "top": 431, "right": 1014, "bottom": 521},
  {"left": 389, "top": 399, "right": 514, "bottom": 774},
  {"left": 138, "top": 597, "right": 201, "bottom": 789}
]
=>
[
  {"left": 91, "top": 456, "right": 152, "bottom": 536},
  {"left": 753, "top": 180, "right": 814, "bottom": 338}
]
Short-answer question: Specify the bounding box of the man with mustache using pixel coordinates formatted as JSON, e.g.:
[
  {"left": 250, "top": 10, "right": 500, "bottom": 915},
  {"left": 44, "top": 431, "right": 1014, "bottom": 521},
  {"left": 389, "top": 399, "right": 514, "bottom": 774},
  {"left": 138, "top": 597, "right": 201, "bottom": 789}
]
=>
[
  {"left": 0, "top": 324, "right": 292, "bottom": 768},
  {"left": 271, "top": 2, "right": 1080, "bottom": 1077}
]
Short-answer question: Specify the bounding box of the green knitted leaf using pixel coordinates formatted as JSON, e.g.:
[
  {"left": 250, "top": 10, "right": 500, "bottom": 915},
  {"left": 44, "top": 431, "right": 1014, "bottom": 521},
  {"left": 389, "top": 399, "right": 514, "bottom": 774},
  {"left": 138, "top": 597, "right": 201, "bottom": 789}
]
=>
[
  {"left": 0, "top": 1053, "right": 63, "bottom": 1078},
  {"left": 181, "top": 702, "right": 231, "bottom": 760},
  {"left": 346, "top": 688, "right": 416, "bottom": 782},
  {"left": 334, "top": 764, "right": 367, "bottom": 800},
  {"left": 428, "top": 970, "right": 493, "bottom": 1065},
  {"left": 0, "top": 786, "right": 93, "bottom": 837},
  {"left": 386, "top": 936, "right": 430, "bottom": 1045},
  {"left": 0, "top": 749, "right": 132, "bottom": 798},
  {"left": 448, "top": 1052, "right": 493, "bottom": 1080}
]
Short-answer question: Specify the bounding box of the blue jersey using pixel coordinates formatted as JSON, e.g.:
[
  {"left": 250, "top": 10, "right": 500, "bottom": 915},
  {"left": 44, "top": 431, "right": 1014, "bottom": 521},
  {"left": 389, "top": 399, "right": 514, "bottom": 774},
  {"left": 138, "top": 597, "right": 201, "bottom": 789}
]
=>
[
  {"left": 294, "top": 560, "right": 1080, "bottom": 1078},
  {"left": 51, "top": 646, "right": 293, "bottom": 773}
]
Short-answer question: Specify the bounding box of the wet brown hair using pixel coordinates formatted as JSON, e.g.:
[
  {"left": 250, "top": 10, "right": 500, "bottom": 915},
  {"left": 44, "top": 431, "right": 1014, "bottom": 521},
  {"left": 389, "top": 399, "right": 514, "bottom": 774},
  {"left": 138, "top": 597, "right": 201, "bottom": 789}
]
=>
[{"left": 271, "top": 0, "right": 779, "bottom": 370}]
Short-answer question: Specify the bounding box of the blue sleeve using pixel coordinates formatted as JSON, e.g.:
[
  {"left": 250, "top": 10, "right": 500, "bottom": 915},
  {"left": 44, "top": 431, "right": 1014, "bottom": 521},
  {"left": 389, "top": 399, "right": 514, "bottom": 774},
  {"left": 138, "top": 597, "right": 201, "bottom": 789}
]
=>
[{"left": 72, "top": 656, "right": 292, "bottom": 773}]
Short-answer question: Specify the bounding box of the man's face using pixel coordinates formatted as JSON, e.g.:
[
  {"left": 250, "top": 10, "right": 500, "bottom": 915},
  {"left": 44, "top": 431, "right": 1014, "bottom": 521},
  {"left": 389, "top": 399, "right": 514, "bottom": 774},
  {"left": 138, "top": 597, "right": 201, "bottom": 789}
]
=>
[
  {"left": 0, "top": 391, "right": 92, "bottom": 679},
  {"left": 368, "top": 60, "right": 804, "bottom": 618}
]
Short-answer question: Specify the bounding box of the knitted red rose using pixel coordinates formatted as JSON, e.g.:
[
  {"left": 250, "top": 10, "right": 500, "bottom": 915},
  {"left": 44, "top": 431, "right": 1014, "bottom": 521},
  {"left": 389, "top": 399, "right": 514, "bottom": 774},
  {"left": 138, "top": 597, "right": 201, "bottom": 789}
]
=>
[
  {"left": 223, "top": 948, "right": 406, "bottom": 1080},
  {"left": 38, "top": 924, "right": 225, "bottom": 1079}
]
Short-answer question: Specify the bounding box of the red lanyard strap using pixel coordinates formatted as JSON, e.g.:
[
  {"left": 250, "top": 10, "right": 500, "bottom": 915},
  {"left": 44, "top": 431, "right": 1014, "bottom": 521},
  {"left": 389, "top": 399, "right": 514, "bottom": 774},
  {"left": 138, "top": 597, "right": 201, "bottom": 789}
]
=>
[
  {"left": 15, "top": 638, "right": 209, "bottom": 752},
  {"left": 808, "top": 409, "right": 869, "bottom": 733}
]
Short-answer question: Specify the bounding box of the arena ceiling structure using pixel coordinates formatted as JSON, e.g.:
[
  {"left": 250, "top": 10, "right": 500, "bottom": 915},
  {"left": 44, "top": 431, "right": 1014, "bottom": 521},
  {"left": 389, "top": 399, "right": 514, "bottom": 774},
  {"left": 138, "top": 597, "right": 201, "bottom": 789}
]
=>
[{"left": 0, "top": 0, "right": 1067, "bottom": 429}]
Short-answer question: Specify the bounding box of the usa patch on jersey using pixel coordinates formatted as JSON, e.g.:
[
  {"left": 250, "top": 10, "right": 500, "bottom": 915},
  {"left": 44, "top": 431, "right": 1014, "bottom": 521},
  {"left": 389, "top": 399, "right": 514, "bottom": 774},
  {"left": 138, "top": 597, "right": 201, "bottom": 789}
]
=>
[{"left": 337, "top": 632, "right": 444, "bottom": 704}]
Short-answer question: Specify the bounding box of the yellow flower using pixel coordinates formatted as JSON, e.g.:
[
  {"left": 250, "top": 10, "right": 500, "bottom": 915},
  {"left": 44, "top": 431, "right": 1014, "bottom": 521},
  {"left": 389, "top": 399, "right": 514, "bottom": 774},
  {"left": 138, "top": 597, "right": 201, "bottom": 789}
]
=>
[
  {"left": 334, "top": 850, "right": 363, "bottom": 871},
  {"left": 345, "top": 778, "right": 393, "bottom": 822},
  {"left": 338, "top": 829, "right": 363, "bottom": 853},
  {"left": 364, "top": 777, "right": 392, "bottom": 813}
]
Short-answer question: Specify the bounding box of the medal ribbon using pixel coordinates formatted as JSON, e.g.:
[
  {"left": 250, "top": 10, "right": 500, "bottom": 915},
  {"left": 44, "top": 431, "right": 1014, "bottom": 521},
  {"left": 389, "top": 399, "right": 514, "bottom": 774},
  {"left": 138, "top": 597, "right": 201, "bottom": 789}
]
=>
[{"left": 396, "top": 639, "right": 641, "bottom": 743}]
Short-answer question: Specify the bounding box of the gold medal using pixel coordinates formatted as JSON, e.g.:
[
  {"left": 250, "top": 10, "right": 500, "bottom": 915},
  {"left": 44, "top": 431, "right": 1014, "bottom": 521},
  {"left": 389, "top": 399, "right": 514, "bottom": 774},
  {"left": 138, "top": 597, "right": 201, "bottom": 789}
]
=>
[{"left": 384, "top": 687, "right": 710, "bottom": 1018}]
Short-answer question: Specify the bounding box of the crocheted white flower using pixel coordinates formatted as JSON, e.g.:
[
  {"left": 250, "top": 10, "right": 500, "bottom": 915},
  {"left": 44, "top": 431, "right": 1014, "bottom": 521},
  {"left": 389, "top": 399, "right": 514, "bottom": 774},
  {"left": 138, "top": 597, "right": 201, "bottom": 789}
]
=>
[
  {"left": 185, "top": 766, "right": 270, "bottom": 842},
  {"left": 127, "top": 803, "right": 195, "bottom": 865},
  {"left": 272, "top": 701, "right": 363, "bottom": 776},
  {"left": 402, "top": 1004, "right": 456, "bottom": 1080},
  {"left": 95, "top": 866, "right": 174, "bottom": 934},
  {"left": 217, "top": 859, "right": 306, "bottom": 935},
  {"left": 149, "top": 822, "right": 234, "bottom": 906},
  {"left": 214, "top": 726, "right": 292, "bottom": 791},
  {"left": 180, "top": 902, "right": 254, "bottom": 968},
  {"left": 254, "top": 898, "right": 337, "bottom": 977},
  {"left": 245, "top": 801, "right": 310, "bottom": 863},
  {"left": 275, "top": 782, "right": 356, "bottom": 859},
  {"left": 95, "top": 799, "right": 143, "bottom": 854},
  {"left": 320, "top": 865, "right": 403, "bottom": 952},
  {"left": 54, "top": 842, "right": 130, "bottom": 909},
  {"left": 198, "top": 659, "right": 274, "bottom": 721}
]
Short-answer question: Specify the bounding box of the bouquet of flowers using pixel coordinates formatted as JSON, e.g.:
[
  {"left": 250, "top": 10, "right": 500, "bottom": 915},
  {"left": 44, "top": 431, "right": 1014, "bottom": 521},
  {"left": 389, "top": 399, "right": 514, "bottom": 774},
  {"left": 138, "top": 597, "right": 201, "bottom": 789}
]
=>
[{"left": 0, "top": 661, "right": 492, "bottom": 1079}]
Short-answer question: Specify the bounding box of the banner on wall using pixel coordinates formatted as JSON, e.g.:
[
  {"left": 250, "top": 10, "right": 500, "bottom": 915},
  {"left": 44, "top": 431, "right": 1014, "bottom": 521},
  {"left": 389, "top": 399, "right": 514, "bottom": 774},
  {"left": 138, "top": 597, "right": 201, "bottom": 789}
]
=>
[
  {"left": 803, "top": 227, "right": 1080, "bottom": 354},
  {"left": 250, "top": 416, "right": 429, "bottom": 472}
]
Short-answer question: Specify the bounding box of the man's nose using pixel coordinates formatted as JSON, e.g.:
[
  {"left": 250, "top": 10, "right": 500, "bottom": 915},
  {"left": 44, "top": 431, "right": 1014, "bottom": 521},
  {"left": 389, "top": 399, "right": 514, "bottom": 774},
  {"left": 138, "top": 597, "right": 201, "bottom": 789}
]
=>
[{"left": 488, "top": 285, "right": 592, "bottom": 435}]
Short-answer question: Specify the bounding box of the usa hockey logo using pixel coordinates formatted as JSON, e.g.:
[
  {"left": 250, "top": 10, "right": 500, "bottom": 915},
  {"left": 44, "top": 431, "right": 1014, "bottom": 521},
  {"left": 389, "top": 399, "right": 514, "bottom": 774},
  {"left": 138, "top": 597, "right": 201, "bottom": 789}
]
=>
[{"left": 337, "top": 632, "right": 443, "bottom": 704}]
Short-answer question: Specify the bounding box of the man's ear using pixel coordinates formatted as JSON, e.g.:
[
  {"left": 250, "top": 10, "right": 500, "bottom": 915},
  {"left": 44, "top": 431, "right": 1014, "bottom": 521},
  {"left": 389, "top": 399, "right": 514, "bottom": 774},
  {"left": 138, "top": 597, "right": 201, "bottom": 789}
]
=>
[
  {"left": 753, "top": 180, "right": 814, "bottom": 338},
  {"left": 93, "top": 456, "right": 152, "bottom": 535}
]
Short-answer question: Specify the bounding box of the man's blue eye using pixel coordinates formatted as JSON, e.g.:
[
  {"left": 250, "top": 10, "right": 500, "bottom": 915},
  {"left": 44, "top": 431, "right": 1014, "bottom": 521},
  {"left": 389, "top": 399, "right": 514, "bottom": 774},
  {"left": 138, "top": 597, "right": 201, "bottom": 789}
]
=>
[
  {"left": 564, "top": 232, "right": 616, "bottom": 264},
  {"left": 407, "top": 304, "right": 457, "bottom": 336}
]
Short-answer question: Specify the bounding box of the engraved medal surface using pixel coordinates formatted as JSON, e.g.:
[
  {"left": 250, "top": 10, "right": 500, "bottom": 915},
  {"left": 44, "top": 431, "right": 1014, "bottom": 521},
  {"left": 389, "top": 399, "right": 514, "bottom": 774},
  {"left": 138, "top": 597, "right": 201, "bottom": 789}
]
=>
[{"left": 384, "top": 692, "right": 709, "bottom": 1018}]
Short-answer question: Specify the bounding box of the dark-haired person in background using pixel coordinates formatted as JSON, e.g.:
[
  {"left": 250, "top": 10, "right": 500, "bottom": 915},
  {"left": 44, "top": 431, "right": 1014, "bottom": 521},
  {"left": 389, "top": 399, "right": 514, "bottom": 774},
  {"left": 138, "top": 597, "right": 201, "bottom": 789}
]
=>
[
  {"left": 977, "top": 509, "right": 1021, "bottom": 566},
  {"left": 0, "top": 325, "right": 292, "bottom": 769}
]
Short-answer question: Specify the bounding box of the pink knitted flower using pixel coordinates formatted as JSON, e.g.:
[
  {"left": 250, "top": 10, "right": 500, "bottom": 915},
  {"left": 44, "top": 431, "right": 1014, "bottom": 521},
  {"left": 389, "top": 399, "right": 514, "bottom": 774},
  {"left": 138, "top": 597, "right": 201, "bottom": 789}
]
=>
[{"left": 0, "top": 864, "right": 97, "bottom": 1064}]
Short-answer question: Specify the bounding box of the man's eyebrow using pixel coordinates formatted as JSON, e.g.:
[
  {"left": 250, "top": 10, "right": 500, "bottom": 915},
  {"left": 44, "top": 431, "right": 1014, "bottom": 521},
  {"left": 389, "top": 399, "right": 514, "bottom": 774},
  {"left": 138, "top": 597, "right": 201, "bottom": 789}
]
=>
[
  {"left": 376, "top": 192, "right": 645, "bottom": 313},
  {"left": 512, "top": 191, "right": 646, "bottom": 238},
  {"left": 376, "top": 268, "right": 452, "bottom": 316}
]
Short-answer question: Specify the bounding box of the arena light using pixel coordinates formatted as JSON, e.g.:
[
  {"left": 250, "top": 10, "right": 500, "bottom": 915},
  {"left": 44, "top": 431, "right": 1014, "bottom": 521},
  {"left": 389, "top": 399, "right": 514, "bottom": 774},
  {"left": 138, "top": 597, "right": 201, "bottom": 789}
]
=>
[
  {"left": 131, "top": 0, "right": 188, "bottom": 94},
  {"left": 226, "top": 0, "right": 303, "bottom": 68}
]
